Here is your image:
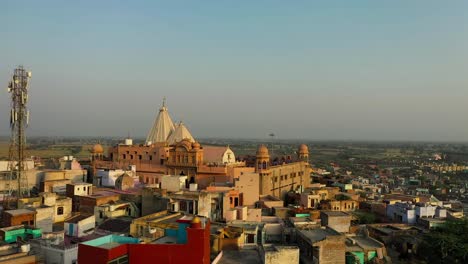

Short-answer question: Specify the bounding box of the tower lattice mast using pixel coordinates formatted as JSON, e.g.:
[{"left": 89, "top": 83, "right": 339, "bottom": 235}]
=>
[{"left": 5, "top": 66, "right": 32, "bottom": 208}]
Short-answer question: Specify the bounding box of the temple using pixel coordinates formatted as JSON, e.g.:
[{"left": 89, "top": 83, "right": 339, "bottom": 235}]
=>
[{"left": 93, "top": 99, "right": 312, "bottom": 199}]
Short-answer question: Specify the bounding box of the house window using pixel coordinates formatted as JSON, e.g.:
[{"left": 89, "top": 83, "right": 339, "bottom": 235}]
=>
[
  {"left": 130, "top": 155, "right": 134, "bottom": 159},
  {"left": 123, "top": 154, "right": 126, "bottom": 159},
  {"left": 108, "top": 255, "right": 129, "bottom": 264},
  {"left": 138, "top": 155, "right": 142, "bottom": 160},
  {"left": 149, "top": 155, "right": 153, "bottom": 161},
  {"left": 57, "top": 206, "right": 64, "bottom": 215}
]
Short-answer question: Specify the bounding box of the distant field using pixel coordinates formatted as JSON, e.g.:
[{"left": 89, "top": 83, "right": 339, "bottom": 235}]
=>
[{"left": 0, "top": 141, "right": 107, "bottom": 159}]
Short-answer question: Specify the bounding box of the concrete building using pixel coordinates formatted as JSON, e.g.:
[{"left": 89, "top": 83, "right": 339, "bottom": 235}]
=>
[
  {"left": 66, "top": 182, "right": 92, "bottom": 197},
  {"left": 297, "top": 227, "right": 346, "bottom": 264},
  {"left": 94, "top": 200, "right": 139, "bottom": 225},
  {"left": 59, "top": 156, "right": 82, "bottom": 170},
  {"left": 320, "top": 199, "right": 359, "bottom": 212},
  {"left": 211, "top": 226, "right": 246, "bottom": 252},
  {"left": 29, "top": 230, "right": 102, "bottom": 264},
  {"left": 31, "top": 206, "right": 54, "bottom": 232},
  {"left": 64, "top": 214, "right": 95, "bottom": 238},
  {"left": 233, "top": 172, "right": 259, "bottom": 206},
  {"left": 168, "top": 190, "right": 214, "bottom": 218},
  {"left": 78, "top": 216, "right": 211, "bottom": 264},
  {"left": 115, "top": 173, "right": 135, "bottom": 191},
  {"left": 0, "top": 242, "right": 37, "bottom": 264},
  {"left": 96, "top": 167, "right": 137, "bottom": 187},
  {"left": 0, "top": 225, "right": 41, "bottom": 243},
  {"left": 261, "top": 245, "right": 300, "bottom": 264},
  {"left": 345, "top": 235, "right": 386, "bottom": 264},
  {"left": 78, "top": 190, "right": 121, "bottom": 215},
  {"left": 320, "top": 211, "right": 352, "bottom": 233},
  {"left": 129, "top": 211, "right": 182, "bottom": 242},
  {"left": 255, "top": 145, "right": 312, "bottom": 199},
  {"left": 40, "top": 170, "right": 88, "bottom": 194},
  {"left": 0, "top": 168, "right": 86, "bottom": 196},
  {"left": 2, "top": 209, "right": 35, "bottom": 227},
  {"left": 160, "top": 175, "right": 187, "bottom": 192},
  {"left": 386, "top": 202, "right": 447, "bottom": 224},
  {"left": 18, "top": 192, "right": 73, "bottom": 225},
  {"left": 66, "top": 182, "right": 93, "bottom": 212}
]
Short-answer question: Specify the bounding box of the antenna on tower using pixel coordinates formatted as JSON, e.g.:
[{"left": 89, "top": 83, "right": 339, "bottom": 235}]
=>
[{"left": 4, "top": 66, "right": 32, "bottom": 209}]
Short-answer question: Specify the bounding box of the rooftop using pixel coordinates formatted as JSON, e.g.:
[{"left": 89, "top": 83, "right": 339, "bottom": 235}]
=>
[
  {"left": 81, "top": 234, "right": 140, "bottom": 249},
  {"left": 298, "top": 228, "right": 341, "bottom": 243},
  {"left": 85, "top": 190, "right": 120, "bottom": 198},
  {"left": 68, "top": 182, "right": 92, "bottom": 186},
  {"left": 347, "top": 236, "right": 383, "bottom": 250},
  {"left": 151, "top": 235, "right": 178, "bottom": 245},
  {"left": 321, "top": 211, "right": 350, "bottom": 217},
  {"left": 97, "top": 217, "right": 133, "bottom": 234},
  {"left": 4, "top": 209, "right": 35, "bottom": 216},
  {"left": 217, "top": 249, "right": 261, "bottom": 264},
  {"left": 65, "top": 214, "right": 94, "bottom": 224}
]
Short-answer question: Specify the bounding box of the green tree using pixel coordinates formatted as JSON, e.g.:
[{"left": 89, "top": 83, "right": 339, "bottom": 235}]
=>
[
  {"left": 418, "top": 218, "right": 468, "bottom": 263},
  {"left": 352, "top": 211, "right": 376, "bottom": 224}
]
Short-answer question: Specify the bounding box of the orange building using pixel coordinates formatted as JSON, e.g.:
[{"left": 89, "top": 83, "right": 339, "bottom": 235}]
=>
[
  {"left": 94, "top": 99, "right": 312, "bottom": 200},
  {"left": 255, "top": 144, "right": 312, "bottom": 199}
]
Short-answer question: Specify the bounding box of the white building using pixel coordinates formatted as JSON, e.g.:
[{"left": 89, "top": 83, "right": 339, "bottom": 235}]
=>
[
  {"left": 64, "top": 214, "right": 95, "bottom": 238},
  {"left": 97, "top": 166, "right": 137, "bottom": 187},
  {"left": 386, "top": 202, "right": 447, "bottom": 224},
  {"left": 30, "top": 232, "right": 79, "bottom": 264}
]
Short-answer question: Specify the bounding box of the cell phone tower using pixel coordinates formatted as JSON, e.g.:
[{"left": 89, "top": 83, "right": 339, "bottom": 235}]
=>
[{"left": 4, "top": 66, "right": 32, "bottom": 208}]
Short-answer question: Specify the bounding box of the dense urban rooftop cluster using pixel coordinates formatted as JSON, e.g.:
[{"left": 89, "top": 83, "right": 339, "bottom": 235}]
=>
[{"left": 0, "top": 101, "right": 466, "bottom": 264}]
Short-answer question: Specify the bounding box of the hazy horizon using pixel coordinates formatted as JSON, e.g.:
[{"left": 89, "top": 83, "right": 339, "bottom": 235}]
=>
[{"left": 2, "top": 1, "right": 468, "bottom": 141}]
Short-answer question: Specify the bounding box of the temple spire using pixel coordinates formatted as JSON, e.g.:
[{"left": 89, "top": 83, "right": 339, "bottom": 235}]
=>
[{"left": 145, "top": 98, "right": 175, "bottom": 145}]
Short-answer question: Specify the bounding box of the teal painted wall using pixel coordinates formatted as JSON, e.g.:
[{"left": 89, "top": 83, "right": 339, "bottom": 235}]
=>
[
  {"left": 3, "top": 228, "right": 41, "bottom": 243},
  {"left": 346, "top": 252, "right": 364, "bottom": 264}
]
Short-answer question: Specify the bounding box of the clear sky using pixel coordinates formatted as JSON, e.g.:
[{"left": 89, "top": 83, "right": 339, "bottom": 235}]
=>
[{"left": 1, "top": 0, "right": 467, "bottom": 141}]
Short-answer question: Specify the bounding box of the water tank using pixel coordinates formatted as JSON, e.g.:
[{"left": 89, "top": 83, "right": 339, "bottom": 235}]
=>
[
  {"left": 125, "top": 138, "right": 133, "bottom": 146},
  {"left": 21, "top": 244, "right": 30, "bottom": 253},
  {"left": 189, "top": 183, "right": 198, "bottom": 192}
]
